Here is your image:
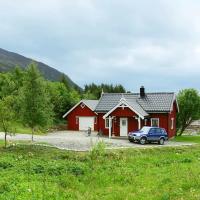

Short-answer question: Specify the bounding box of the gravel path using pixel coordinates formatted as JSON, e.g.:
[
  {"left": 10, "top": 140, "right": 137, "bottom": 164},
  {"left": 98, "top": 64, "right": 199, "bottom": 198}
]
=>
[{"left": 0, "top": 131, "right": 196, "bottom": 151}]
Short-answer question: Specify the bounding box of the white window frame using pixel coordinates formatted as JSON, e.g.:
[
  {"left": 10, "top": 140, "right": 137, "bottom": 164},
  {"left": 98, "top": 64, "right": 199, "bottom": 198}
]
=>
[
  {"left": 105, "top": 118, "right": 109, "bottom": 129},
  {"left": 151, "top": 118, "right": 159, "bottom": 127},
  {"left": 94, "top": 116, "right": 97, "bottom": 124},
  {"left": 75, "top": 116, "right": 79, "bottom": 125},
  {"left": 80, "top": 103, "right": 85, "bottom": 108},
  {"left": 171, "top": 118, "right": 174, "bottom": 130}
]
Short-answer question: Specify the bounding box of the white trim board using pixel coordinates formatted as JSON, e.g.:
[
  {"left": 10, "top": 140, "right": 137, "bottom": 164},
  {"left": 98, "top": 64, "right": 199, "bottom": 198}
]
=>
[
  {"left": 170, "top": 94, "right": 179, "bottom": 113},
  {"left": 103, "top": 98, "right": 146, "bottom": 120},
  {"left": 62, "top": 100, "right": 97, "bottom": 118}
]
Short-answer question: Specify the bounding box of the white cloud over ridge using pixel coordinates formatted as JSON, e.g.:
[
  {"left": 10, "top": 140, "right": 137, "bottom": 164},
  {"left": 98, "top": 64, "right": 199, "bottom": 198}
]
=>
[{"left": 0, "top": 0, "right": 200, "bottom": 92}]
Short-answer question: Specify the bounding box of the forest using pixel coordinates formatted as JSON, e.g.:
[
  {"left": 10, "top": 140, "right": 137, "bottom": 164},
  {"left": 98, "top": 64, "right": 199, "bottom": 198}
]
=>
[{"left": 0, "top": 63, "right": 126, "bottom": 144}]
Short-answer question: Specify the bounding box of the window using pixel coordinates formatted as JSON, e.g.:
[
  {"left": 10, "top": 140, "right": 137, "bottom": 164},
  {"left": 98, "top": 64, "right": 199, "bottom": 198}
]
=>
[
  {"left": 80, "top": 103, "right": 85, "bottom": 108},
  {"left": 121, "top": 119, "right": 127, "bottom": 126},
  {"left": 151, "top": 118, "right": 159, "bottom": 127},
  {"left": 144, "top": 119, "right": 147, "bottom": 126},
  {"left": 105, "top": 118, "right": 109, "bottom": 129},
  {"left": 149, "top": 128, "right": 161, "bottom": 134},
  {"left": 171, "top": 118, "right": 174, "bottom": 129},
  {"left": 94, "top": 116, "right": 97, "bottom": 124},
  {"left": 155, "top": 128, "right": 162, "bottom": 134},
  {"left": 76, "top": 116, "right": 79, "bottom": 124}
]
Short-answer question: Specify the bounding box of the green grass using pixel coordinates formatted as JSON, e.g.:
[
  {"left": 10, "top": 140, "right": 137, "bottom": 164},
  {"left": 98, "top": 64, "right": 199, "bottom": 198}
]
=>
[
  {"left": 0, "top": 142, "right": 200, "bottom": 200},
  {"left": 0, "top": 122, "right": 47, "bottom": 135},
  {"left": 172, "top": 135, "right": 200, "bottom": 144}
]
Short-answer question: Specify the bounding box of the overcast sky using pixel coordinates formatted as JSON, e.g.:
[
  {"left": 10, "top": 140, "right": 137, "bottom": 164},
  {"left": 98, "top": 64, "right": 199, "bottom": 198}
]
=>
[{"left": 0, "top": 0, "right": 200, "bottom": 92}]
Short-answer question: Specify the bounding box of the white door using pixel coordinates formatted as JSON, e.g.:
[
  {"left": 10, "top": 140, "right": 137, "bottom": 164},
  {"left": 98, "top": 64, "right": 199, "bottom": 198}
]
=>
[
  {"left": 120, "top": 118, "right": 128, "bottom": 136},
  {"left": 79, "top": 117, "right": 94, "bottom": 131}
]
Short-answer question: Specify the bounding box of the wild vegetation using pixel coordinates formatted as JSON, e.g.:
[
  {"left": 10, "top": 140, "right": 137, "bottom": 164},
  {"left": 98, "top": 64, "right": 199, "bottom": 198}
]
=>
[
  {"left": 176, "top": 89, "right": 200, "bottom": 135},
  {"left": 0, "top": 61, "right": 200, "bottom": 143},
  {"left": 0, "top": 63, "right": 126, "bottom": 144},
  {"left": 83, "top": 83, "right": 126, "bottom": 99},
  {"left": 0, "top": 140, "right": 200, "bottom": 200}
]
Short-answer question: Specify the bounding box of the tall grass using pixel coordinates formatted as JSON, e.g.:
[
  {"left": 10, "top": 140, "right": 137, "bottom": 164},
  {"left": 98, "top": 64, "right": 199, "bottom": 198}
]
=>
[{"left": 0, "top": 143, "right": 200, "bottom": 199}]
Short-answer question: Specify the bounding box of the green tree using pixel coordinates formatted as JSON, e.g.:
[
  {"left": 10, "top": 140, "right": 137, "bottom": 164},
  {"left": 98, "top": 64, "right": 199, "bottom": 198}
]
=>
[
  {"left": 177, "top": 89, "right": 200, "bottom": 135},
  {"left": 0, "top": 96, "right": 15, "bottom": 148},
  {"left": 84, "top": 83, "right": 126, "bottom": 99},
  {"left": 60, "top": 73, "right": 70, "bottom": 90},
  {"left": 48, "top": 82, "right": 80, "bottom": 122},
  {"left": 21, "top": 63, "right": 54, "bottom": 141}
]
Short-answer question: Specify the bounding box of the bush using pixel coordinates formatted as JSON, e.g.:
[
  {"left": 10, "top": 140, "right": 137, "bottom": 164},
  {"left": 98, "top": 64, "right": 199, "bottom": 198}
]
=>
[
  {"left": 0, "top": 161, "right": 13, "bottom": 170},
  {"left": 68, "top": 165, "right": 85, "bottom": 176},
  {"left": 47, "top": 166, "right": 64, "bottom": 176},
  {"left": 0, "top": 182, "right": 10, "bottom": 193},
  {"left": 89, "top": 141, "right": 106, "bottom": 160},
  {"left": 32, "top": 164, "right": 45, "bottom": 174}
]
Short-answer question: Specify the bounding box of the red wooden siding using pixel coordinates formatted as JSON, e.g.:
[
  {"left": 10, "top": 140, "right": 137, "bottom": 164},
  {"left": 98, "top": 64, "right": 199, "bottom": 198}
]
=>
[
  {"left": 148, "top": 113, "right": 168, "bottom": 133},
  {"left": 111, "top": 107, "right": 137, "bottom": 117},
  {"left": 167, "top": 101, "right": 177, "bottom": 138},
  {"left": 66, "top": 100, "right": 177, "bottom": 138},
  {"left": 111, "top": 107, "right": 138, "bottom": 136},
  {"left": 66, "top": 103, "right": 98, "bottom": 131},
  {"left": 97, "top": 113, "right": 108, "bottom": 135},
  {"left": 97, "top": 107, "right": 139, "bottom": 136}
]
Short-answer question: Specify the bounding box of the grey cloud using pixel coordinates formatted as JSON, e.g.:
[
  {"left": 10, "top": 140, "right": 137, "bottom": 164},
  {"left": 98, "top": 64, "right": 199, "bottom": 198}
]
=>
[{"left": 0, "top": 0, "right": 200, "bottom": 92}]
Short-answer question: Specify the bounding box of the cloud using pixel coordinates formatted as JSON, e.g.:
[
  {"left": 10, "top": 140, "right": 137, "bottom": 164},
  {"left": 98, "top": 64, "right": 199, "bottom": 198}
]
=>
[{"left": 0, "top": 0, "right": 200, "bottom": 92}]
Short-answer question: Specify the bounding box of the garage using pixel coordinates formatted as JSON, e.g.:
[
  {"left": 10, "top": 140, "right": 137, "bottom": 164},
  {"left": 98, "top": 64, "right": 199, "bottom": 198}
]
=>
[{"left": 79, "top": 117, "right": 95, "bottom": 131}]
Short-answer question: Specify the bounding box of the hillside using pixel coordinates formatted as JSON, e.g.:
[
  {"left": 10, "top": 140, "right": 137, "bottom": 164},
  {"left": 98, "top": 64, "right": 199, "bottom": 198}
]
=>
[{"left": 0, "top": 48, "right": 80, "bottom": 89}]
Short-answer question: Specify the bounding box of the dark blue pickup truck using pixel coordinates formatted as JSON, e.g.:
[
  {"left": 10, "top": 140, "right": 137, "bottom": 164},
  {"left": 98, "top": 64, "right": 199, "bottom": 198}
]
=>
[{"left": 128, "top": 126, "right": 168, "bottom": 145}]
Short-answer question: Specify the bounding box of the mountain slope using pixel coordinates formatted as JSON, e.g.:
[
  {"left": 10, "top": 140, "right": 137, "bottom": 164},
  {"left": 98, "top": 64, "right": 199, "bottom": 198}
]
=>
[{"left": 0, "top": 48, "right": 80, "bottom": 89}]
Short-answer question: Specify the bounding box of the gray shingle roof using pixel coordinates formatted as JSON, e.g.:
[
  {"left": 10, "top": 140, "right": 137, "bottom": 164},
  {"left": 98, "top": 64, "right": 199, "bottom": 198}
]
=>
[
  {"left": 124, "top": 98, "right": 149, "bottom": 117},
  {"left": 95, "top": 93, "right": 175, "bottom": 113},
  {"left": 82, "top": 100, "right": 99, "bottom": 111}
]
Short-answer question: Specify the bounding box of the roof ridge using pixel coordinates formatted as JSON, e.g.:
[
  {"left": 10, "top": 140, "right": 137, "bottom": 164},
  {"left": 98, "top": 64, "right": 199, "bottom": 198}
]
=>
[
  {"left": 82, "top": 99, "right": 99, "bottom": 101},
  {"left": 102, "top": 93, "right": 129, "bottom": 95},
  {"left": 102, "top": 92, "right": 175, "bottom": 96}
]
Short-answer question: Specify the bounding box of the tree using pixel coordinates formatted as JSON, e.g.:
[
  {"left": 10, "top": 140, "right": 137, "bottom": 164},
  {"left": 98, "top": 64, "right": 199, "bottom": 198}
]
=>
[
  {"left": 21, "top": 63, "right": 54, "bottom": 141},
  {"left": 84, "top": 83, "right": 126, "bottom": 99},
  {"left": 176, "top": 89, "right": 200, "bottom": 135},
  {"left": 60, "top": 73, "right": 70, "bottom": 90},
  {"left": 0, "top": 96, "right": 15, "bottom": 148},
  {"left": 48, "top": 82, "right": 80, "bottom": 122}
]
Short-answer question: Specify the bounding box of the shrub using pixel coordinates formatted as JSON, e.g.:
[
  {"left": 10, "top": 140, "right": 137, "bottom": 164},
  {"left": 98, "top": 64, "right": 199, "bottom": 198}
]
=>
[
  {"left": 0, "top": 182, "right": 10, "bottom": 193},
  {"left": 68, "top": 165, "right": 85, "bottom": 176},
  {"left": 180, "top": 158, "right": 192, "bottom": 163},
  {"left": 47, "top": 166, "right": 64, "bottom": 176},
  {"left": 0, "top": 161, "right": 13, "bottom": 169},
  {"left": 89, "top": 141, "right": 106, "bottom": 160},
  {"left": 32, "top": 164, "right": 45, "bottom": 174}
]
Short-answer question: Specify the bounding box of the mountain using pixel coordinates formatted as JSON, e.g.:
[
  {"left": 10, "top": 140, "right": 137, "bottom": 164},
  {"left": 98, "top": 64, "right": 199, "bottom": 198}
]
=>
[{"left": 0, "top": 48, "right": 80, "bottom": 89}]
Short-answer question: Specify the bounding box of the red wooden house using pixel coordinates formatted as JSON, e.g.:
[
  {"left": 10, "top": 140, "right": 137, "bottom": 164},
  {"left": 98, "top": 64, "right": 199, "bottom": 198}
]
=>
[{"left": 63, "top": 87, "right": 179, "bottom": 138}]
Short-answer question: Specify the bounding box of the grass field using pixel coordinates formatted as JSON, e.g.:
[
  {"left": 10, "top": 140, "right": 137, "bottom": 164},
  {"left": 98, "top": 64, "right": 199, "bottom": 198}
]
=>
[
  {"left": 0, "top": 140, "right": 200, "bottom": 200},
  {"left": 0, "top": 122, "right": 48, "bottom": 135},
  {"left": 172, "top": 135, "right": 200, "bottom": 144}
]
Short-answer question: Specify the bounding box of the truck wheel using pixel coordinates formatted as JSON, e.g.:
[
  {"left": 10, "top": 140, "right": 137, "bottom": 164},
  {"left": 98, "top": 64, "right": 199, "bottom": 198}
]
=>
[
  {"left": 159, "top": 138, "right": 165, "bottom": 145},
  {"left": 140, "top": 137, "right": 146, "bottom": 145}
]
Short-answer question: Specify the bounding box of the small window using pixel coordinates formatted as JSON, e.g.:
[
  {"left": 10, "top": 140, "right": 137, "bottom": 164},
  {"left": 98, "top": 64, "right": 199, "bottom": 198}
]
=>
[
  {"left": 151, "top": 118, "right": 159, "bottom": 127},
  {"left": 171, "top": 118, "right": 174, "bottom": 130},
  {"left": 122, "top": 119, "right": 127, "bottom": 126},
  {"left": 105, "top": 118, "right": 109, "bottom": 129},
  {"left": 76, "top": 116, "right": 79, "bottom": 124},
  {"left": 144, "top": 119, "right": 147, "bottom": 126},
  {"left": 155, "top": 128, "right": 162, "bottom": 134},
  {"left": 94, "top": 116, "right": 97, "bottom": 124},
  {"left": 81, "top": 103, "right": 85, "bottom": 108}
]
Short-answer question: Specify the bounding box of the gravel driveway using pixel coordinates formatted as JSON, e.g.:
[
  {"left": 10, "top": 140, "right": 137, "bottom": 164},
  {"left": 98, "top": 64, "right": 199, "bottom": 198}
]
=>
[{"left": 0, "top": 131, "right": 196, "bottom": 151}]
